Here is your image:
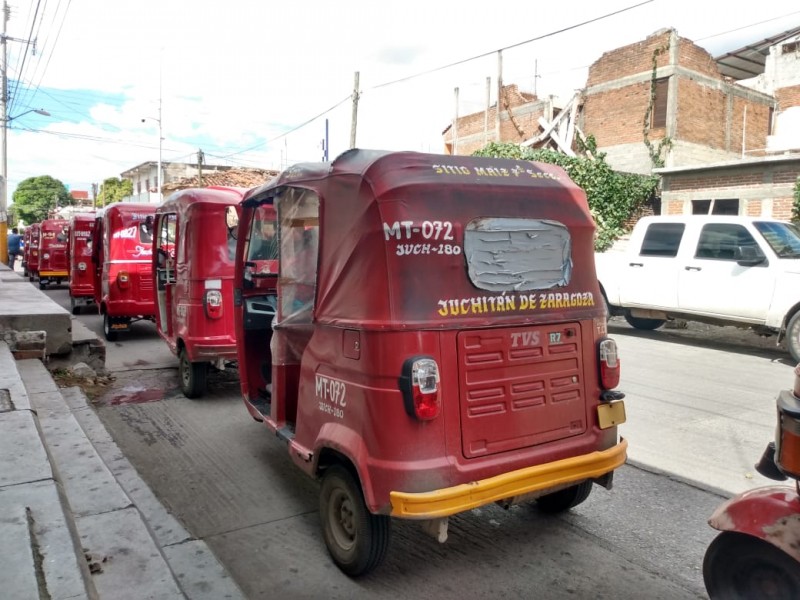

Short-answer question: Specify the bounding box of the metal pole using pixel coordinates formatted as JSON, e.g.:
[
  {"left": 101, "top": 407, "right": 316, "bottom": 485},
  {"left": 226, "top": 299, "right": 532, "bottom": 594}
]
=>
[
  {"left": 157, "top": 84, "right": 162, "bottom": 201},
  {"left": 350, "top": 71, "right": 359, "bottom": 149},
  {"left": 453, "top": 87, "right": 459, "bottom": 155},
  {"left": 0, "top": 0, "right": 9, "bottom": 265}
]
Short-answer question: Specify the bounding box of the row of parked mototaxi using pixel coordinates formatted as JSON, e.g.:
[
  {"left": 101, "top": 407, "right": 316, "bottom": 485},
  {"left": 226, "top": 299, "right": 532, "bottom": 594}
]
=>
[
  {"left": 14, "top": 151, "right": 800, "bottom": 588},
  {"left": 22, "top": 186, "right": 273, "bottom": 399}
]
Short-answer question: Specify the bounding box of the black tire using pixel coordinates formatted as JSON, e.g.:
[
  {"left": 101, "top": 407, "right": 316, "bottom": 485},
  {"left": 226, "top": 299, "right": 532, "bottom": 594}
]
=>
[
  {"left": 70, "top": 297, "right": 80, "bottom": 315},
  {"left": 103, "top": 313, "right": 118, "bottom": 342},
  {"left": 623, "top": 310, "right": 666, "bottom": 331},
  {"left": 319, "top": 465, "right": 391, "bottom": 577},
  {"left": 785, "top": 312, "right": 800, "bottom": 363},
  {"left": 703, "top": 531, "right": 800, "bottom": 599},
  {"left": 536, "top": 480, "right": 593, "bottom": 513},
  {"left": 179, "top": 348, "right": 206, "bottom": 399},
  {"left": 38, "top": 281, "right": 47, "bottom": 290}
]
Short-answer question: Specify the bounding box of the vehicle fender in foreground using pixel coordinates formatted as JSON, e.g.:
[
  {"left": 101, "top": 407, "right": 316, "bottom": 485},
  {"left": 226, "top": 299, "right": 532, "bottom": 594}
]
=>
[{"left": 708, "top": 485, "right": 800, "bottom": 563}]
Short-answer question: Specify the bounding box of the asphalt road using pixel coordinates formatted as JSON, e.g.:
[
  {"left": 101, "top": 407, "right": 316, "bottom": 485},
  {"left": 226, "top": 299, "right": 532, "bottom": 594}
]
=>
[{"left": 43, "top": 285, "right": 797, "bottom": 599}]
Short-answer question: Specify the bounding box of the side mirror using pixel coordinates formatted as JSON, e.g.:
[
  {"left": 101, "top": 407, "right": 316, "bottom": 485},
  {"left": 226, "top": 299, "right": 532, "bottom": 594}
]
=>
[
  {"left": 226, "top": 206, "right": 239, "bottom": 239},
  {"left": 735, "top": 245, "right": 767, "bottom": 267}
]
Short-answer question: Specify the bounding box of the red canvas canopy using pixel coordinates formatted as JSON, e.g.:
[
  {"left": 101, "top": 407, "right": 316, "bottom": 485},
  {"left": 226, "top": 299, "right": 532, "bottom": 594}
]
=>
[{"left": 243, "top": 149, "right": 600, "bottom": 329}]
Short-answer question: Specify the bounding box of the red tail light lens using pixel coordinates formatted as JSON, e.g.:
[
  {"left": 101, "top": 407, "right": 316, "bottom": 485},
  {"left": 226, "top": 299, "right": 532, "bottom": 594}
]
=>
[
  {"left": 599, "top": 338, "right": 620, "bottom": 390},
  {"left": 399, "top": 357, "right": 441, "bottom": 420},
  {"left": 204, "top": 290, "right": 223, "bottom": 319},
  {"left": 117, "top": 271, "right": 130, "bottom": 289}
]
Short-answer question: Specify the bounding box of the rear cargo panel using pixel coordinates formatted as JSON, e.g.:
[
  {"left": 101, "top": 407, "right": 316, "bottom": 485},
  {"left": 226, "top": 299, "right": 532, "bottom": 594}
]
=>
[{"left": 457, "top": 323, "right": 587, "bottom": 458}]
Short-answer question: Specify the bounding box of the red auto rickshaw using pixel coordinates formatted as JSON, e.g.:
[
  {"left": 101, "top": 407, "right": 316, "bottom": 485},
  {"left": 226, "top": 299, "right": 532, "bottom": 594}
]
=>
[
  {"left": 68, "top": 213, "right": 98, "bottom": 314},
  {"left": 703, "top": 364, "right": 800, "bottom": 598},
  {"left": 152, "top": 187, "right": 249, "bottom": 398},
  {"left": 91, "top": 203, "right": 156, "bottom": 341},
  {"left": 234, "top": 149, "right": 627, "bottom": 576},
  {"left": 21, "top": 224, "right": 37, "bottom": 279},
  {"left": 37, "top": 218, "right": 69, "bottom": 289}
]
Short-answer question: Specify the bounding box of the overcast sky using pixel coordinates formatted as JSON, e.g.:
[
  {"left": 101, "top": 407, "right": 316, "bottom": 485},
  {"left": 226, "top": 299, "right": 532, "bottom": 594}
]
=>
[{"left": 4, "top": 0, "right": 799, "bottom": 203}]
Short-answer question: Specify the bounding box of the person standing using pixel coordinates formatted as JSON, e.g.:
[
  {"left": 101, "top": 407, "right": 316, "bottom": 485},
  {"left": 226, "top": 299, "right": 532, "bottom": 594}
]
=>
[{"left": 6, "top": 227, "right": 22, "bottom": 269}]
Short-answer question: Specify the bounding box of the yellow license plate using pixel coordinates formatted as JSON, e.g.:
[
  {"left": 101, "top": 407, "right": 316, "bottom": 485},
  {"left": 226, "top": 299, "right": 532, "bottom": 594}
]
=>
[{"left": 597, "top": 401, "right": 626, "bottom": 429}]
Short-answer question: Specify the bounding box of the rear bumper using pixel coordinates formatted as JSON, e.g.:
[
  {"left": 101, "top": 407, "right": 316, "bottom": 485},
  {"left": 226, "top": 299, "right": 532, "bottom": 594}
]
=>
[
  {"left": 191, "top": 343, "right": 238, "bottom": 361},
  {"left": 389, "top": 438, "right": 627, "bottom": 518},
  {"left": 39, "top": 270, "right": 68, "bottom": 278}
]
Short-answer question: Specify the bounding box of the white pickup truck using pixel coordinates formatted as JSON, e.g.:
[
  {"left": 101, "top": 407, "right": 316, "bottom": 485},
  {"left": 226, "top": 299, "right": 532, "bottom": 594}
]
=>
[{"left": 595, "top": 215, "right": 800, "bottom": 361}]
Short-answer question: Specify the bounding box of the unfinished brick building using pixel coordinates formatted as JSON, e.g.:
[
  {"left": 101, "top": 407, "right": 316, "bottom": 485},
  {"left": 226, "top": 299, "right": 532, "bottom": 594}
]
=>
[{"left": 443, "top": 26, "right": 800, "bottom": 219}]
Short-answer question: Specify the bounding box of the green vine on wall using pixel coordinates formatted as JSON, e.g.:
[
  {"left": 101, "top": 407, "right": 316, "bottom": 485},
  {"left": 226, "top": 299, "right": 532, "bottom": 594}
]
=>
[
  {"left": 643, "top": 44, "right": 673, "bottom": 168},
  {"left": 473, "top": 141, "right": 658, "bottom": 251},
  {"left": 792, "top": 176, "right": 800, "bottom": 222}
]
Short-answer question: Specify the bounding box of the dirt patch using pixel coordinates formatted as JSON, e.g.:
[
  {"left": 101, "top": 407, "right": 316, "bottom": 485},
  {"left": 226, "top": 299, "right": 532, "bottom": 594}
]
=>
[{"left": 51, "top": 369, "right": 116, "bottom": 401}]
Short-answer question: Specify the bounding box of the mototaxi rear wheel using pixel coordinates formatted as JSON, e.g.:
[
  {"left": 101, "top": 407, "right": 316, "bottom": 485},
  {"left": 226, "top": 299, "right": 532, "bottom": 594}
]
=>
[
  {"left": 319, "top": 465, "right": 390, "bottom": 577},
  {"left": 179, "top": 348, "right": 206, "bottom": 399}
]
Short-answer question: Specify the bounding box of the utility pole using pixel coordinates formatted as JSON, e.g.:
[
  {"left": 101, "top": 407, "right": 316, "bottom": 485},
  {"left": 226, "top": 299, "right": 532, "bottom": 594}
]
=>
[
  {"left": 0, "top": 0, "right": 10, "bottom": 264},
  {"left": 350, "top": 71, "right": 359, "bottom": 149},
  {"left": 197, "top": 149, "right": 204, "bottom": 186},
  {"left": 496, "top": 50, "right": 503, "bottom": 144}
]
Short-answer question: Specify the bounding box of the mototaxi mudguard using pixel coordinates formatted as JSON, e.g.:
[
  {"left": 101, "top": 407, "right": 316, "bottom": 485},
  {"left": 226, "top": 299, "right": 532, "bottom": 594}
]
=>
[{"left": 708, "top": 484, "right": 800, "bottom": 563}]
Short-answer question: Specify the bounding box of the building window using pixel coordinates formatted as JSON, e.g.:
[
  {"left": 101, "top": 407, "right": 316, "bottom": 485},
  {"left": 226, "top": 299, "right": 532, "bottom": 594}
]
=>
[
  {"left": 146, "top": 179, "right": 150, "bottom": 192},
  {"left": 782, "top": 41, "right": 799, "bottom": 54},
  {"left": 692, "top": 199, "right": 740, "bottom": 215},
  {"left": 137, "top": 181, "right": 142, "bottom": 194},
  {"left": 652, "top": 78, "right": 668, "bottom": 128}
]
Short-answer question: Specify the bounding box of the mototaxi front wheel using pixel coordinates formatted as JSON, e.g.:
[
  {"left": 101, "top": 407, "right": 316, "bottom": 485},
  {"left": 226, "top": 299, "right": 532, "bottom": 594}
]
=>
[{"left": 703, "top": 531, "right": 800, "bottom": 599}]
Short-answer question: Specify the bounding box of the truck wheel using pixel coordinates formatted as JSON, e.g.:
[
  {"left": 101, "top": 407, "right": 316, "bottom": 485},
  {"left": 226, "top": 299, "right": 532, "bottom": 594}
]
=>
[
  {"left": 70, "top": 297, "right": 80, "bottom": 315},
  {"left": 179, "top": 349, "right": 206, "bottom": 399},
  {"left": 785, "top": 312, "right": 800, "bottom": 363},
  {"left": 38, "top": 281, "right": 47, "bottom": 290},
  {"left": 535, "top": 480, "right": 593, "bottom": 513},
  {"left": 624, "top": 311, "right": 665, "bottom": 331},
  {"left": 319, "top": 465, "right": 390, "bottom": 577},
  {"left": 103, "top": 313, "right": 118, "bottom": 342},
  {"left": 703, "top": 531, "right": 800, "bottom": 599}
]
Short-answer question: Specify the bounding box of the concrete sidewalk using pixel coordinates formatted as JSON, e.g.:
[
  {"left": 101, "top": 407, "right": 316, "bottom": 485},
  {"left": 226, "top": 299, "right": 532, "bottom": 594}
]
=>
[{"left": 0, "top": 264, "right": 245, "bottom": 599}]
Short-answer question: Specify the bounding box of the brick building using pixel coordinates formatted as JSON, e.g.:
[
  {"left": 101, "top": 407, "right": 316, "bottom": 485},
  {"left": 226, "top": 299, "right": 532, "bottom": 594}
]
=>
[
  {"left": 656, "top": 155, "right": 800, "bottom": 219},
  {"left": 442, "top": 85, "right": 556, "bottom": 156},
  {"left": 583, "top": 28, "right": 776, "bottom": 174},
  {"left": 443, "top": 26, "right": 800, "bottom": 220}
]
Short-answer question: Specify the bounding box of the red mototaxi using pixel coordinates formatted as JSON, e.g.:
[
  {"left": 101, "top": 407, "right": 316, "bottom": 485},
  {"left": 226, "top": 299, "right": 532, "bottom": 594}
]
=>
[
  {"left": 703, "top": 365, "right": 800, "bottom": 598},
  {"left": 68, "top": 212, "right": 98, "bottom": 314},
  {"left": 91, "top": 203, "right": 156, "bottom": 341},
  {"left": 153, "top": 186, "right": 248, "bottom": 398},
  {"left": 234, "top": 149, "right": 627, "bottom": 576},
  {"left": 37, "top": 218, "right": 69, "bottom": 289},
  {"left": 21, "top": 223, "right": 39, "bottom": 280}
]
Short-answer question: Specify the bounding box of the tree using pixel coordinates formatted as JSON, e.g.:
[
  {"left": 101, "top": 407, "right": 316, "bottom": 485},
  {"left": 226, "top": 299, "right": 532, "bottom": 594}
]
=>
[
  {"left": 793, "top": 176, "right": 800, "bottom": 223},
  {"left": 11, "top": 175, "right": 72, "bottom": 224},
  {"left": 97, "top": 177, "right": 133, "bottom": 207},
  {"left": 472, "top": 141, "right": 659, "bottom": 251}
]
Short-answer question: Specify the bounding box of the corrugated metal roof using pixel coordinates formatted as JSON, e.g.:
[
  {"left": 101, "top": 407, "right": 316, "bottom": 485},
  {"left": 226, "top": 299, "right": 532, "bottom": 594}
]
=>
[{"left": 714, "top": 25, "right": 800, "bottom": 80}]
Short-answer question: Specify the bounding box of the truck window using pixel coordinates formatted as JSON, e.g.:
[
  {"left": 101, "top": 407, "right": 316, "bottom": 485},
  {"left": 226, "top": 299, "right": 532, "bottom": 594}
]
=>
[
  {"left": 464, "top": 218, "right": 571, "bottom": 292},
  {"left": 640, "top": 223, "right": 685, "bottom": 257},
  {"left": 754, "top": 221, "right": 800, "bottom": 259},
  {"left": 695, "top": 224, "right": 755, "bottom": 260}
]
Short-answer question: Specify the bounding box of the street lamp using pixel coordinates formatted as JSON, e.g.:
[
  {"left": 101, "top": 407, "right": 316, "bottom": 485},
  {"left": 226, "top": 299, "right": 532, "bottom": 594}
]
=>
[{"left": 0, "top": 107, "right": 51, "bottom": 264}]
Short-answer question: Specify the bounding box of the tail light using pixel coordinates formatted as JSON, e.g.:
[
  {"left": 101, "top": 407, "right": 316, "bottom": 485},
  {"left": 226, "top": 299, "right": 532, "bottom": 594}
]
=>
[
  {"left": 399, "top": 357, "right": 440, "bottom": 420},
  {"left": 117, "top": 271, "right": 130, "bottom": 289},
  {"left": 598, "top": 338, "right": 620, "bottom": 390},
  {"left": 204, "top": 290, "right": 223, "bottom": 319},
  {"left": 775, "top": 388, "right": 800, "bottom": 479}
]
